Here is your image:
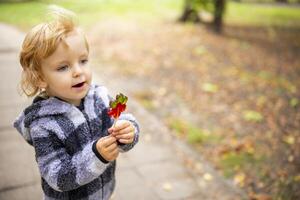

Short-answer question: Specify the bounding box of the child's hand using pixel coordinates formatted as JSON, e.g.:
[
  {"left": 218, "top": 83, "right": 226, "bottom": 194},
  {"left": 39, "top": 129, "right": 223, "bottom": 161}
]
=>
[
  {"left": 96, "top": 136, "right": 119, "bottom": 162},
  {"left": 109, "top": 120, "right": 135, "bottom": 144}
]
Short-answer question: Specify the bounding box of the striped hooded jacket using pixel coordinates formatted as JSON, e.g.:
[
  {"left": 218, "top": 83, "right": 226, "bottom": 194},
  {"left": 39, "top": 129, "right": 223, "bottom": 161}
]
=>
[{"left": 13, "top": 84, "right": 139, "bottom": 200}]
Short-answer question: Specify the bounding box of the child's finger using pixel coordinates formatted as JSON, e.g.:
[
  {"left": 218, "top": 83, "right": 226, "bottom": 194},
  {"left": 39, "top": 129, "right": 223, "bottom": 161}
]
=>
[
  {"left": 102, "top": 136, "right": 116, "bottom": 147},
  {"left": 114, "top": 120, "right": 130, "bottom": 132},
  {"left": 118, "top": 138, "right": 132, "bottom": 144},
  {"left": 116, "top": 126, "right": 134, "bottom": 136},
  {"left": 108, "top": 127, "right": 114, "bottom": 134},
  {"left": 106, "top": 142, "right": 118, "bottom": 151},
  {"left": 112, "top": 125, "right": 133, "bottom": 137},
  {"left": 110, "top": 148, "right": 119, "bottom": 158},
  {"left": 115, "top": 132, "right": 133, "bottom": 140}
]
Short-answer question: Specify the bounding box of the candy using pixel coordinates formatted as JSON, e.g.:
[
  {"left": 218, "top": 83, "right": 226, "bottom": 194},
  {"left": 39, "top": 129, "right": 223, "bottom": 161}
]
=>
[{"left": 107, "top": 93, "right": 128, "bottom": 119}]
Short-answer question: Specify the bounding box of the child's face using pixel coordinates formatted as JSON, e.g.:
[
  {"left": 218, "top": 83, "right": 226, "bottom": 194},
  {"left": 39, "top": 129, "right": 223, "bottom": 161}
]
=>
[{"left": 40, "top": 30, "right": 92, "bottom": 106}]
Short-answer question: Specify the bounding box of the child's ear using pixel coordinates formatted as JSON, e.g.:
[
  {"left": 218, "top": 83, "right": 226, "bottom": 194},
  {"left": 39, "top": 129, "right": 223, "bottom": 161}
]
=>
[{"left": 37, "top": 77, "right": 48, "bottom": 89}]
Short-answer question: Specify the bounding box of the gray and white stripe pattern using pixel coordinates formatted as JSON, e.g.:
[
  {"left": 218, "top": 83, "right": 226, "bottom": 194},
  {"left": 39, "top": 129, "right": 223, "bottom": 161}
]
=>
[{"left": 13, "top": 84, "right": 139, "bottom": 200}]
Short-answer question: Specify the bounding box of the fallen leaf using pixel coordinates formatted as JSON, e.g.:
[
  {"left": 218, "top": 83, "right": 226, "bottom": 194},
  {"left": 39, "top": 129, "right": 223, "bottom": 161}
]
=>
[
  {"left": 288, "top": 155, "right": 294, "bottom": 162},
  {"left": 203, "top": 173, "right": 213, "bottom": 181},
  {"left": 290, "top": 97, "right": 299, "bottom": 107},
  {"left": 234, "top": 172, "right": 246, "bottom": 187},
  {"left": 201, "top": 82, "right": 219, "bottom": 93},
  {"left": 283, "top": 135, "right": 295, "bottom": 145},
  {"left": 294, "top": 175, "right": 300, "bottom": 182},
  {"left": 242, "top": 110, "right": 264, "bottom": 123},
  {"left": 162, "top": 182, "right": 172, "bottom": 191},
  {"left": 193, "top": 46, "right": 207, "bottom": 55},
  {"left": 249, "top": 192, "right": 272, "bottom": 200}
]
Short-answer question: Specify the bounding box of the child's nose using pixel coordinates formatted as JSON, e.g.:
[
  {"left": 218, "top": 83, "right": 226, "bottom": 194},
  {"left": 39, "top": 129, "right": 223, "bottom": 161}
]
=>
[{"left": 72, "top": 64, "right": 83, "bottom": 77}]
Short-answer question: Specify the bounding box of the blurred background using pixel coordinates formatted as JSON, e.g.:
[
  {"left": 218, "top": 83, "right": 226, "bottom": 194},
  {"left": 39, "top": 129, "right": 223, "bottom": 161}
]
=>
[{"left": 0, "top": 0, "right": 299, "bottom": 199}]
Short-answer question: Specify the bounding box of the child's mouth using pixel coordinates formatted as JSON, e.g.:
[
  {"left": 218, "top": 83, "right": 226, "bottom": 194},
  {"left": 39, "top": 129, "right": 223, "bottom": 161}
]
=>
[{"left": 72, "top": 82, "right": 85, "bottom": 88}]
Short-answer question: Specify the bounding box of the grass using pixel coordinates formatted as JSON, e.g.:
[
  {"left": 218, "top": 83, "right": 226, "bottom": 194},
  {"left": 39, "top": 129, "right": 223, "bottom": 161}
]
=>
[
  {"left": 219, "top": 151, "right": 263, "bottom": 178},
  {"left": 0, "top": 0, "right": 182, "bottom": 29},
  {"left": 1, "top": 1, "right": 300, "bottom": 29},
  {"left": 168, "top": 118, "right": 222, "bottom": 144},
  {"left": 0, "top": 1, "right": 46, "bottom": 29},
  {"left": 225, "top": 2, "right": 300, "bottom": 27}
]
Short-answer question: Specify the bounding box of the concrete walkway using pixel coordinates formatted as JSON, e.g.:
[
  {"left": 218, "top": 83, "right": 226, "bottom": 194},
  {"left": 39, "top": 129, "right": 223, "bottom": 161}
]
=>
[{"left": 0, "top": 23, "right": 246, "bottom": 200}]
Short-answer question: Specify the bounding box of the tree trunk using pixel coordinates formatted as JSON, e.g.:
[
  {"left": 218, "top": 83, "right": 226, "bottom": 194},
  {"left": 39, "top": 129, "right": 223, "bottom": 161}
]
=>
[
  {"left": 276, "top": 0, "right": 288, "bottom": 3},
  {"left": 213, "top": 0, "right": 225, "bottom": 33},
  {"left": 179, "top": 0, "right": 200, "bottom": 23}
]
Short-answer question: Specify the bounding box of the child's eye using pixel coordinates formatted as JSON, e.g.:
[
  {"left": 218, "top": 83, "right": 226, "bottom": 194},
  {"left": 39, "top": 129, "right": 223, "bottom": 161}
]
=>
[
  {"left": 57, "top": 65, "right": 68, "bottom": 72},
  {"left": 80, "top": 59, "right": 88, "bottom": 65}
]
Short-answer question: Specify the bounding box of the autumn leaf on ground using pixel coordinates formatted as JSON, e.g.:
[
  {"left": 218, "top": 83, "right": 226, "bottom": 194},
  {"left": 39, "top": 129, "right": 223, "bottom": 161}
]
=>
[
  {"left": 294, "top": 175, "right": 300, "bottom": 182},
  {"left": 203, "top": 173, "right": 213, "bottom": 181},
  {"left": 249, "top": 192, "right": 272, "bottom": 200},
  {"left": 283, "top": 135, "right": 295, "bottom": 145},
  {"left": 234, "top": 172, "right": 246, "bottom": 187},
  {"left": 91, "top": 18, "right": 300, "bottom": 200},
  {"left": 201, "top": 82, "right": 219, "bottom": 93},
  {"left": 290, "top": 97, "right": 299, "bottom": 107},
  {"left": 193, "top": 46, "right": 207, "bottom": 55},
  {"left": 242, "top": 110, "right": 264, "bottom": 123}
]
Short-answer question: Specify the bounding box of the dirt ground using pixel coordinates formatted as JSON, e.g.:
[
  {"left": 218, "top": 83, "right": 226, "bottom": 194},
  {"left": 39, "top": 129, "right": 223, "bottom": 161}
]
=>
[{"left": 88, "top": 18, "right": 300, "bottom": 199}]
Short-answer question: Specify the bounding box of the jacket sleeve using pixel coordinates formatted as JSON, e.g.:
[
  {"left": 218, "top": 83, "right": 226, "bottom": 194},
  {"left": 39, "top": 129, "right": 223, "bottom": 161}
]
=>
[
  {"left": 30, "top": 125, "right": 110, "bottom": 192},
  {"left": 118, "top": 113, "right": 140, "bottom": 152},
  {"left": 94, "top": 85, "right": 140, "bottom": 152}
]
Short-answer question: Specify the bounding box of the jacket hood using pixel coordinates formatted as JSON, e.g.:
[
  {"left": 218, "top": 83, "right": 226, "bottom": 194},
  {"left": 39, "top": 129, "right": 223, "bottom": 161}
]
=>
[
  {"left": 13, "top": 96, "right": 74, "bottom": 145},
  {"left": 13, "top": 85, "right": 107, "bottom": 145}
]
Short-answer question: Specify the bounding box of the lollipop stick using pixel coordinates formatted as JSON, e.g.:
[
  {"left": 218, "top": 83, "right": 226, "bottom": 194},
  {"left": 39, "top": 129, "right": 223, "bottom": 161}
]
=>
[{"left": 113, "top": 117, "right": 119, "bottom": 128}]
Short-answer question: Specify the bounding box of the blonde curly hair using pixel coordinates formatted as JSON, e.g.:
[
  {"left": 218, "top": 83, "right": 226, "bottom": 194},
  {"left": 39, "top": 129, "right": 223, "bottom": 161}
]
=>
[{"left": 19, "top": 5, "right": 89, "bottom": 97}]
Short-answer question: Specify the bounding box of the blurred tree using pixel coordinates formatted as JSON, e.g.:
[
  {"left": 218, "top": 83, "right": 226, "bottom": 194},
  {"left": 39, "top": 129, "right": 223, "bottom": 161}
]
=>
[
  {"left": 178, "top": 0, "right": 201, "bottom": 23},
  {"left": 179, "top": 0, "right": 226, "bottom": 33},
  {"left": 276, "top": 0, "right": 288, "bottom": 3},
  {"left": 213, "top": 0, "right": 225, "bottom": 33}
]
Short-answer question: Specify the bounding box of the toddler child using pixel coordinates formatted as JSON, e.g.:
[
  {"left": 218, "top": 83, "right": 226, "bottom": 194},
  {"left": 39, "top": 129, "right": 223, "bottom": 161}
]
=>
[{"left": 13, "top": 6, "right": 139, "bottom": 200}]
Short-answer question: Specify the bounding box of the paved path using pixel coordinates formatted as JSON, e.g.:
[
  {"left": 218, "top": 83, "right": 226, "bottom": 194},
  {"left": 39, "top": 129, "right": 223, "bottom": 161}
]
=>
[{"left": 0, "top": 23, "right": 246, "bottom": 200}]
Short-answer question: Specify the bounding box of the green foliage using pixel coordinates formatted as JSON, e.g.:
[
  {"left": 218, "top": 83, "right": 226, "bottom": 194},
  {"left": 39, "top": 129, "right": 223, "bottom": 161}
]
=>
[
  {"left": 201, "top": 82, "right": 219, "bottom": 93},
  {"left": 237, "top": 69, "right": 297, "bottom": 96},
  {"left": 0, "top": 0, "right": 36, "bottom": 2},
  {"left": 0, "top": 0, "right": 182, "bottom": 29},
  {"left": 134, "top": 91, "right": 156, "bottom": 111},
  {"left": 186, "top": 0, "right": 214, "bottom": 13},
  {"left": 187, "top": 127, "right": 211, "bottom": 143},
  {"left": 242, "top": 110, "right": 264, "bottom": 123},
  {"left": 220, "top": 151, "right": 260, "bottom": 178},
  {"left": 226, "top": 2, "right": 300, "bottom": 27},
  {"left": 290, "top": 98, "right": 299, "bottom": 108},
  {"left": 168, "top": 118, "right": 187, "bottom": 136},
  {"left": 275, "top": 176, "right": 300, "bottom": 200},
  {"left": 0, "top": 1, "right": 46, "bottom": 29},
  {"left": 193, "top": 45, "right": 207, "bottom": 55},
  {"left": 1, "top": 0, "right": 300, "bottom": 29},
  {"left": 168, "top": 118, "right": 222, "bottom": 144}
]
